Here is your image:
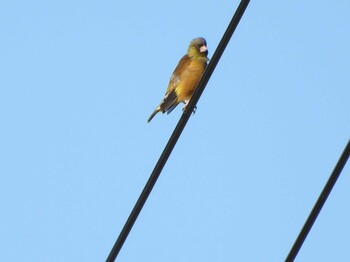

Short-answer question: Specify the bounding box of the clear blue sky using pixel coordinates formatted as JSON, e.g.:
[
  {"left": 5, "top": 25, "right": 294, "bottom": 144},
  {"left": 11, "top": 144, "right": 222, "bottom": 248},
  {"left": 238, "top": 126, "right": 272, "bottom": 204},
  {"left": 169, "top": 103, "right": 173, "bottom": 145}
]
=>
[{"left": 1, "top": 1, "right": 349, "bottom": 261}]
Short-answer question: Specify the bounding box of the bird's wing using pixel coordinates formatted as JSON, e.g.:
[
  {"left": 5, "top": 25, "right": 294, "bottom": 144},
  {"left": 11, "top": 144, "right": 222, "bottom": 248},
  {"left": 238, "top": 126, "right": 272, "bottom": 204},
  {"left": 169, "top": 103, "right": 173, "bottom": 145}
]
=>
[
  {"left": 158, "top": 55, "right": 192, "bottom": 113},
  {"left": 166, "top": 54, "right": 191, "bottom": 94}
]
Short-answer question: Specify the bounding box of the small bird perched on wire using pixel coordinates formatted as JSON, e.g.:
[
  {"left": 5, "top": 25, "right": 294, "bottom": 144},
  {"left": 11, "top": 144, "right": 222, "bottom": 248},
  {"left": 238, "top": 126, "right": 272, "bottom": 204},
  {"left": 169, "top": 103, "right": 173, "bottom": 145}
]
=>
[{"left": 147, "top": 37, "right": 209, "bottom": 123}]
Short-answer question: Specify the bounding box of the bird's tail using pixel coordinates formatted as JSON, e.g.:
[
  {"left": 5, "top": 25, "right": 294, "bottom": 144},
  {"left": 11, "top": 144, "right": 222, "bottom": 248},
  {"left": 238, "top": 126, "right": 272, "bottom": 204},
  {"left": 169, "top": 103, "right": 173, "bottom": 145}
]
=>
[
  {"left": 160, "top": 90, "right": 178, "bottom": 113},
  {"left": 147, "top": 90, "right": 178, "bottom": 123},
  {"left": 147, "top": 107, "right": 160, "bottom": 123}
]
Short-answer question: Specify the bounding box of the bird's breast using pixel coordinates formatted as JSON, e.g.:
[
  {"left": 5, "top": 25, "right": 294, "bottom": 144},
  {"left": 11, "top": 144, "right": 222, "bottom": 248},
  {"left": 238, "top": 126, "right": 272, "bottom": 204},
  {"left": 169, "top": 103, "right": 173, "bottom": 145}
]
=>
[{"left": 176, "top": 60, "right": 206, "bottom": 101}]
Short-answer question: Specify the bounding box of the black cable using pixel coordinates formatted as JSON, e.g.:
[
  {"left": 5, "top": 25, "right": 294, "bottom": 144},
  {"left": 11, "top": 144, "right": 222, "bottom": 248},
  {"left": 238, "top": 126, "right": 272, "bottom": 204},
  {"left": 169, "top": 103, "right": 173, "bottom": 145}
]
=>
[
  {"left": 106, "top": 1, "right": 250, "bottom": 261},
  {"left": 285, "top": 139, "right": 350, "bottom": 262}
]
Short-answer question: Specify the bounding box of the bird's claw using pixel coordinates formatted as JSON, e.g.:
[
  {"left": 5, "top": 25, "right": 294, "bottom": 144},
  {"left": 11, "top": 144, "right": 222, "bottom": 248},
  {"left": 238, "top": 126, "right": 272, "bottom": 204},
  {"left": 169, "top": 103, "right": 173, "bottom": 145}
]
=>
[
  {"left": 192, "top": 106, "right": 197, "bottom": 115},
  {"left": 182, "top": 103, "right": 197, "bottom": 115}
]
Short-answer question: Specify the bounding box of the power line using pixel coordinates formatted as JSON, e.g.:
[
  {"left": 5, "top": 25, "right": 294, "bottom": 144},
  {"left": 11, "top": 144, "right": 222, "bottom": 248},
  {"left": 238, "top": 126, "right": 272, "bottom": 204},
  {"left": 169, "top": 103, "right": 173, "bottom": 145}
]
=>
[
  {"left": 285, "top": 139, "right": 350, "bottom": 261},
  {"left": 106, "top": 1, "right": 250, "bottom": 261}
]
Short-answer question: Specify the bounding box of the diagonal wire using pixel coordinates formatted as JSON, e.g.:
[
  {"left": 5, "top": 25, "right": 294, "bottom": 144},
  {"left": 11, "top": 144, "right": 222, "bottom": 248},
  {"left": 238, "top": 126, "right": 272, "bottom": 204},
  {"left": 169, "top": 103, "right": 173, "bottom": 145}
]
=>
[
  {"left": 106, "top": 1, "right": 250, "bottom": 261},
  {"left": 285, "top": 139, "right": 350, "bottom": 261}
]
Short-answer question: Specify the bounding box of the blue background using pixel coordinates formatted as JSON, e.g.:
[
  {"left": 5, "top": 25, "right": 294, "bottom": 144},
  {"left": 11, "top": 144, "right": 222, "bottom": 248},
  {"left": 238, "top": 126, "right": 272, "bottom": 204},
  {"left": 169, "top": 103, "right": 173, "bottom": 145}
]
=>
[{"left": 1, "top": 1, "right": 349, "bottom": 261}]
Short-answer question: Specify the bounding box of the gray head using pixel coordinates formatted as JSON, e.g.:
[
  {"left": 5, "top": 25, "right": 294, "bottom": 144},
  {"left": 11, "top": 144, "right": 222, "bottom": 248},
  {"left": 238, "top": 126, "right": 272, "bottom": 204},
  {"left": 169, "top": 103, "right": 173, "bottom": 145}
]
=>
[{"left": 188, "top": 37, "right": 208, "bottom": 57}]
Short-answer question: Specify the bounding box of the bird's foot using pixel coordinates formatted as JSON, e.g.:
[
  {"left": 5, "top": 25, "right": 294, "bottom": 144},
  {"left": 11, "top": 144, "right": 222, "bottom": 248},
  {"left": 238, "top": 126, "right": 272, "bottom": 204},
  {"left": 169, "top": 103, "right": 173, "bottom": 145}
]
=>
[
  {"left": 182, "top": 100, "right": 197, "bottom": 115},
  {"left": 192, "top": 105, "right": 197, "bottom": 115}
]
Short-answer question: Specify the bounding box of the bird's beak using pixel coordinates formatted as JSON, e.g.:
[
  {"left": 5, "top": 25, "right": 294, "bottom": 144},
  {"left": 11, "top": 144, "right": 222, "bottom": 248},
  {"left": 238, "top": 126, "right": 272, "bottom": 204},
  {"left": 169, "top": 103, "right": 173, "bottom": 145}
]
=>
[{"left": 199, "top": 45, "right": 207, "bottom": 53}]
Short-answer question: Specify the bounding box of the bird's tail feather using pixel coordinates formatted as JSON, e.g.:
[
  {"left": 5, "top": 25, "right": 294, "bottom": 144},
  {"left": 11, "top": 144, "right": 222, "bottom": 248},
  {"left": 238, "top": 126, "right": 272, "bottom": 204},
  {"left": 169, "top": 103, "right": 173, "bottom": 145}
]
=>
[
  {"left": 160, "top": 90, "right": 178, "bottom": 113},
  {"left": 147, "top": 107, "right": 160, "bottom": 123},
  {"left": 148, "top": 90, "right": 178, "bottom": 123},
  {"left": 166, "top": 103, "right": 179, "bottom": 114}
]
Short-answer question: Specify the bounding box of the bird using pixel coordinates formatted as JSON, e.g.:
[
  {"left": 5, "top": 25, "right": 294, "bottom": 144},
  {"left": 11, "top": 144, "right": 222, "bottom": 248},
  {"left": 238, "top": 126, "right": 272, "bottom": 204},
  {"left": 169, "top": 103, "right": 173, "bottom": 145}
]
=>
[{"left": 147, "top": 37, "right": 209, "bottom": 123}]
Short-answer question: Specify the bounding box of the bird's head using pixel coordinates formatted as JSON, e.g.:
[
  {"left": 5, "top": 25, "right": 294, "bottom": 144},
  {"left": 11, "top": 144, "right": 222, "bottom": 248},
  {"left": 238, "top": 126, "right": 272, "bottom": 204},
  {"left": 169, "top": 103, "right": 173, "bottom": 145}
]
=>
[{"left": 187, "top": 37, "right": 208, "bottom": 58}]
